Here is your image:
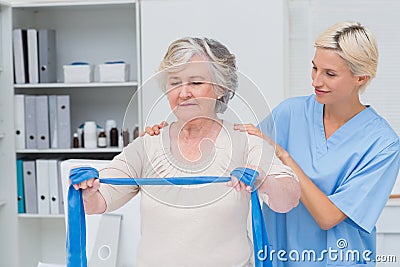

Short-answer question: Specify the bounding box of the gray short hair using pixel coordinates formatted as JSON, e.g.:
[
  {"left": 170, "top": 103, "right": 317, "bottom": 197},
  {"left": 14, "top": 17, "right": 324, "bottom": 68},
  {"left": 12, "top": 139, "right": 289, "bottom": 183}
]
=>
[
  {"left": 315, "top": 21, "right": 378, "bottom": 92},
  {"left": 159, "top": 37, "right": 238, "bottom": 113}
]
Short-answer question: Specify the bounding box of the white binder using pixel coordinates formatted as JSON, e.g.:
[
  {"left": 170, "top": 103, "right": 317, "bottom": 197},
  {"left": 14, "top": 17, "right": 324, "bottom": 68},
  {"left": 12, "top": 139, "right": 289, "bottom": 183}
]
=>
[
  {"left": 48, "top": 95, "right": 58, "bottom": 148},
  {"left": 23, "top": 160, "right": 38, "bottom": 214},
  {"left": 13, "top": 29, "right": 28, "bottom": 84},
  {"left": 24, "top": 95, "right": 37, "bottom": 149},
  {"left": 48, "top": 159, "right": 62, "bottom": 214},
  {"left": 38, "top": 29, "right": 57, "bottom": 83},
  {"left": 56, "top": 95, "right": 71, "bottom": 148},
  {"left": 27, "top": 29, "right": 39, "bottom": 84},
  {"left": 35, "top": 95, "right": 50, "bottom": 149},
  {"left": 36, "top": 159, "right": 50, "bottom": 215},
  {"left": 14, "top": 94, "right": 26, "bottom": 149}
]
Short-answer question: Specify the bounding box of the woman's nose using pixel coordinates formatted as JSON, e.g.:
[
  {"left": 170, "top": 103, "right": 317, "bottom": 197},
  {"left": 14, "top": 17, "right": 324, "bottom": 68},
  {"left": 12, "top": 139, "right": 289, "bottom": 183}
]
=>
[
  {"left": 179, "top": 83, "right": 192, "bottom": 98},
  {"left": 312, "top": 72, "right": 323, "bottom": 88}
]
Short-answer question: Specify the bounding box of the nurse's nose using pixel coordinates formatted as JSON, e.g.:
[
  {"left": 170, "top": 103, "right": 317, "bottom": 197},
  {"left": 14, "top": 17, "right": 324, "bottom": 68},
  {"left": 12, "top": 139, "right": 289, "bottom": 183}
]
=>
[{"left": 312, "top": 71, "right": 323, "bottom": 88}]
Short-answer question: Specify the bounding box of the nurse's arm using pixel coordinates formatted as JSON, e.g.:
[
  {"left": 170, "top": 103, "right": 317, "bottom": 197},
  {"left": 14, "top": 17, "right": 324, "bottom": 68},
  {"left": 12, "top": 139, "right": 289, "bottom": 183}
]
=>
[{"left": 277, "top": 146, "right": 347, "bottom": 230}]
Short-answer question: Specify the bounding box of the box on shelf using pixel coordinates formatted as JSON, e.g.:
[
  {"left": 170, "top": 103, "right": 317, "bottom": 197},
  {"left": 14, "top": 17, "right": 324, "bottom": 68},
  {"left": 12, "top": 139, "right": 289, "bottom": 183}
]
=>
[
  {"left": 63, "top": 63, "right": 94, "bottom": 83},
  {"left": 99, "top": 61, "right": 130, "bottom": 82}
]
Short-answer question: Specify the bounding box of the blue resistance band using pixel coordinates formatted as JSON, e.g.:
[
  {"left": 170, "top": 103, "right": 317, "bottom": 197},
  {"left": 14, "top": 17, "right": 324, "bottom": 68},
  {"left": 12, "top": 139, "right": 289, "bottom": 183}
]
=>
[{"left": 67, "top": 166, "right": 272, "bottom": 267}]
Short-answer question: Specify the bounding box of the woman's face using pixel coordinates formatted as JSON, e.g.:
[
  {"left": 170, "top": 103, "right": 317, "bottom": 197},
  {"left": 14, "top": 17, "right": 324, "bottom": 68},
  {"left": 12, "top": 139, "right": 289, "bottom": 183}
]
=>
[
  {"left": 166, "top": 55, "right": 220, "bottom": 122},
  {"left": 311, "top": 48, "right": 364, "bottom": 105}
]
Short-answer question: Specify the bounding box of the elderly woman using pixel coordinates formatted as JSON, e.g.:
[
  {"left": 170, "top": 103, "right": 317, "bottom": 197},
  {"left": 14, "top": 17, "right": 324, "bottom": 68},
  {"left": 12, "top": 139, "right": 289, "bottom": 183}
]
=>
[{"left": 74, "top": 37, "right": 300, "bottom": 267}]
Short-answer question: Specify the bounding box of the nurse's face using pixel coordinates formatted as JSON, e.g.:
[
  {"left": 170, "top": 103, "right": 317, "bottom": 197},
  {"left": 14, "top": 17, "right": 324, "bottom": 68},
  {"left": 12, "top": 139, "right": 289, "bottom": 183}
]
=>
[{"left": 311, "top": 48, "right": 364, "bottom": 105}]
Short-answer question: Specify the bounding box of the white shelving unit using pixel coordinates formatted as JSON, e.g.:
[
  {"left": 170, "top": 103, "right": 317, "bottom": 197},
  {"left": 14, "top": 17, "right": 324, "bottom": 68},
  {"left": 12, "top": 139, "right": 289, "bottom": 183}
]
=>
[{"left": 0, "top": 1, "right": 141, "bottom": 266}]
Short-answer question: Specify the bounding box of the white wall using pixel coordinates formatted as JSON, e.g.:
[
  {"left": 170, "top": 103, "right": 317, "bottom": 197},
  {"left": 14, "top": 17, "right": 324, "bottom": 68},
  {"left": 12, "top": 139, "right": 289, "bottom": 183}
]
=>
[{"left": 140, "top": 0, "right": 288, "bottom": 126}]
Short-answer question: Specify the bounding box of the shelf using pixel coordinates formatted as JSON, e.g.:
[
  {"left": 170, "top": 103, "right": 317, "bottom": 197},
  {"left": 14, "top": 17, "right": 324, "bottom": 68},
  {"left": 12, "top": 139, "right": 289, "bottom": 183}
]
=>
[
  {"left": 18, "top": 214, "right": 64, "bottom": 219},
  {"left": 14, "top": 81, "right": 138, "bottom": 89},
  {"left": 11, "top": 1, "right": 135, "bottom": 8},
  {"left": 17, "top": 148, "right": 123, "bottom": 154}
]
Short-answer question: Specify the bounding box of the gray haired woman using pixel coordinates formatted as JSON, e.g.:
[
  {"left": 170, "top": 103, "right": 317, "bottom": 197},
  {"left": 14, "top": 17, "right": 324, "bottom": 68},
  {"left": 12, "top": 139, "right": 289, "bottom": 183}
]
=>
[{"left": 73, "top": 37, "right": 300, "bottom": 267}]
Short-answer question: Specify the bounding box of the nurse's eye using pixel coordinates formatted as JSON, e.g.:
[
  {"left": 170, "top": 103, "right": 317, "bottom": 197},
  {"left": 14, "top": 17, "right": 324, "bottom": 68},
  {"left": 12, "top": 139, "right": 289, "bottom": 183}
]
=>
[{"left": 326, "top": 72, "right": 336, "bottom": 77}]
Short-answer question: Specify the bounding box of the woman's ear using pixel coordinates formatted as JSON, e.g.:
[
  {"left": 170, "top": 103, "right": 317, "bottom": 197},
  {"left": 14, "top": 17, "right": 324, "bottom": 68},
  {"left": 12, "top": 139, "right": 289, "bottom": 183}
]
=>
[{"left": 357, "top": 75, "right": 369, "bottom": 86}]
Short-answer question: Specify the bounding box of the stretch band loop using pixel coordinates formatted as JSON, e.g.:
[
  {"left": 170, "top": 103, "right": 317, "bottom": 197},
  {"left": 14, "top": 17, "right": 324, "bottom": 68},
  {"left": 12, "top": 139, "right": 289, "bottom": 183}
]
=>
[{"left": 67, "top": 166, "right": 272, "bottom": 267}]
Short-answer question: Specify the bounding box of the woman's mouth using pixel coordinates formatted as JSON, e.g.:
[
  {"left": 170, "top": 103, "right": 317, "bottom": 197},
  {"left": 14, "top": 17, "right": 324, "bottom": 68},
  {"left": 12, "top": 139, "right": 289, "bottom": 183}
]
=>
[{"left": 315, "top": 89, "right": 330, "bottom": 95}]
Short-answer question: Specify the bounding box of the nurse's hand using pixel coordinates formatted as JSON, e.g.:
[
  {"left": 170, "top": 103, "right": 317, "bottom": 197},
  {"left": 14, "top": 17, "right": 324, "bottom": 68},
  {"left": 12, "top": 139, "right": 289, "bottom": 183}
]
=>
[
  {"left": 140, "top": 121, "right": 168, "bottom": 136},
  {"left": 234, "top": 123, "right": 266, "bottom": 139},
  {"left": 233, "top": 123, "right": 290, "bottom": 164}
]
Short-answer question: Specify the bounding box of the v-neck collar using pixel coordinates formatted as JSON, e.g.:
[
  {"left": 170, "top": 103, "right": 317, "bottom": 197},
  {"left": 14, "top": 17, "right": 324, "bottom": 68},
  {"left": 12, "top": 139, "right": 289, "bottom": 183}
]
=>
[{"left": 313, "top": 96, "right": 375, "bottom": 158}]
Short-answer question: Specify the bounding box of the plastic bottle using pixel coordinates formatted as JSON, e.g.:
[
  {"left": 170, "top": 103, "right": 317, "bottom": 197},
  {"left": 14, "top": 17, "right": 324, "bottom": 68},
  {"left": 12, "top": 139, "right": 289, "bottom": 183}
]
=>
[
  {"left": 97, "top": 130, "right": 107, "bottom": 148},
  {"left": 105, "top": 119, "right": 117, "bottom": 146},
  {"left": 110, "top": 127, "right": 119, "bottom": 147},
  {"left": 122, "top": 128, "right": 130, "bottom": 147},
  {"left": 84, "top": 121, "right": 97, "bottom": 149}
]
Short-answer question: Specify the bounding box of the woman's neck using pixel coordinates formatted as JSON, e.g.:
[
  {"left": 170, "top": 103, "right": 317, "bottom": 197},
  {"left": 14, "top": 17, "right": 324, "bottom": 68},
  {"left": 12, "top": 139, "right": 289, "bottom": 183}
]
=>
[
  {"left": 169, "top": 118, "right": 223, "bottom": 163},
  {"left": 324, "top": 99, "right": 365, "bottom": 125},
  {"left": 323, "top": 98, "right": 366, "bottom": 139},
  {"left": 174, "top": 118, "right": 222, "bottom": 142}
]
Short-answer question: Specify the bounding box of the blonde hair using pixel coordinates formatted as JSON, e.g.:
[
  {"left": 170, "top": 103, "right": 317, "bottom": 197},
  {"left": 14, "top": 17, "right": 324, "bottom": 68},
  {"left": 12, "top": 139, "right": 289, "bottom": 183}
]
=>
[
  {"left": 159, "top": 37, "right": 237, "bottom": 113},
  {"left": 315, "top": 21, "right": 378, "bottom": 92}
]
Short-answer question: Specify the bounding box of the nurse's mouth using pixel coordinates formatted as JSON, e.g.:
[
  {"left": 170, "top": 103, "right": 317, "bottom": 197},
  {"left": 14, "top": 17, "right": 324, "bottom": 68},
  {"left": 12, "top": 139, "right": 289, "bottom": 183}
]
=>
[{"left": 315, "top": 89, "right": 330, "bottom": 95}]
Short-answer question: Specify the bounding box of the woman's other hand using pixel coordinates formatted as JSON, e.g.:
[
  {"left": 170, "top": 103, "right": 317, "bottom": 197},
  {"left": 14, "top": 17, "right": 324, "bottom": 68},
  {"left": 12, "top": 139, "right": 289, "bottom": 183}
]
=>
[
  {"left": 72, "top": 177, "right": 100, "bottom": 200},
  {"left": 69, "top": 167, "right": 106, "bottom": 214},
  {"left": 227, "top": 173, "right": 252, "bottom": 192},
  {"left": 140, "top": 121, "right": 168, "bottom": 137}
]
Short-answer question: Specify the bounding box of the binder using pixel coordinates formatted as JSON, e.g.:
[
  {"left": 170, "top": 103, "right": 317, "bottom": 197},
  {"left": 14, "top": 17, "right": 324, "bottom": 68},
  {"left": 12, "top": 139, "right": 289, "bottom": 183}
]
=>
[
  {"left": 14, "top": 94, "right": 26, "bottom": 149},
  {"left": 35, "top": 95, "right": 50, "bottom": 149},
  {"left": 38, "top": 29, "right": 57, "bottom": 83},
  {"left": 48, "top": 95, "right": 58, "bottom": 148},
  {"left": 27, "top": 29, "right": 39, "bottom": 84},
  {"left": 13, "top": 29, "right": 28, "bottom": 84},
  {"left": 48, "top": 160, "right": 62, "bottom": 214},
  {"left": 23, "top": 160, "right": 38, "bottom": 214},
  {"left": 16, "top": 160, "right": 26, "bottom": 213},
  {"left": 56, "top": 95, "right": 71, "bottom": 148},
  {"left": 36, "top": 159, "right": 50, "bottom": 215},
  {"left": 24, "top": 95, "right": 37, "bottom": 149}
]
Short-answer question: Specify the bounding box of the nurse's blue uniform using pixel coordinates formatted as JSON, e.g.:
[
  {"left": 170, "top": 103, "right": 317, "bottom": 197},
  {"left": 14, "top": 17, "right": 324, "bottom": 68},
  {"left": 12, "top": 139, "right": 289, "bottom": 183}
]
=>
[{"left": 258, "top": 95, "right": 400, "bottom": 266}]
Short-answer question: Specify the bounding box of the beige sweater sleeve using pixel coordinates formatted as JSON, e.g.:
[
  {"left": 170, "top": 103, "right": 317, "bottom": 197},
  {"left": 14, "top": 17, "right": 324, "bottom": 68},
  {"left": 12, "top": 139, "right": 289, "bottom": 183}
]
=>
[{"left": 98, "top": 137, "right": 144, "bottom": 212}]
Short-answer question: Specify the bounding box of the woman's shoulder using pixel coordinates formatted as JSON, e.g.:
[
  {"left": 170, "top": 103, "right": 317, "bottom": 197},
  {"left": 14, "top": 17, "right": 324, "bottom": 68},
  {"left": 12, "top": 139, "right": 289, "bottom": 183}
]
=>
[{"left": 365, "top": 108, "right": 399, "bottom": 150}]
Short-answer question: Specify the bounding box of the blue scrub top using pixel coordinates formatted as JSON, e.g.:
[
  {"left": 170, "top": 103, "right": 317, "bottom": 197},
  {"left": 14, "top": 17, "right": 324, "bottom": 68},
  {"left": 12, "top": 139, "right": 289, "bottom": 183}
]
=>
[{"left": 258, "top": 95, "right": 400, "bottom": 266}]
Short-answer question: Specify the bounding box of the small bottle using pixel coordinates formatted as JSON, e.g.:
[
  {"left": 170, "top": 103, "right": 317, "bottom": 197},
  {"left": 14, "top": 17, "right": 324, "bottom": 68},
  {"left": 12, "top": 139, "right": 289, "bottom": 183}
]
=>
[
  {"left": 122, "top": 128, "right": 130, "bottom": 147},
  {"left": 133, "top": 124, "right": 139, "bottom": 140},
  {"left": 84, "top": 121, "right": 97, "bottom": 149},
  {"left": 105, "top": 119, "right": 117, "bottom": 146},
  {"left": 73, "top": 133, "right": 79, "bottom": 148},
  {"left": 98, "top": 130, "right": 107, "bottom": 148},
  {"left": 110, "top": 127, "right": 119, "bottom": 147}
]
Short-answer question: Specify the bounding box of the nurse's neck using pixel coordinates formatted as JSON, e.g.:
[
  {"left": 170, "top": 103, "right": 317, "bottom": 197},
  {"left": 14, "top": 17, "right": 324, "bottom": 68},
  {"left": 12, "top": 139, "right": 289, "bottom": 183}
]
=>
[{"left": 323, "top": 98, "right": 366, "bottom": 139}]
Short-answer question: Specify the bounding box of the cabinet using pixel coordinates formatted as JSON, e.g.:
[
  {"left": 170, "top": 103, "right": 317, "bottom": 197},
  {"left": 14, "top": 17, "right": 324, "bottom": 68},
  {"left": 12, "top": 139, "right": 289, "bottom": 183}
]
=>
[{"left": 0, "top": 1, "right": 141, "bottom": 266}]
